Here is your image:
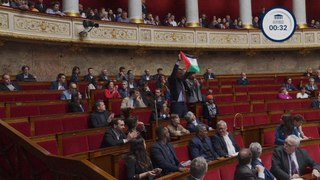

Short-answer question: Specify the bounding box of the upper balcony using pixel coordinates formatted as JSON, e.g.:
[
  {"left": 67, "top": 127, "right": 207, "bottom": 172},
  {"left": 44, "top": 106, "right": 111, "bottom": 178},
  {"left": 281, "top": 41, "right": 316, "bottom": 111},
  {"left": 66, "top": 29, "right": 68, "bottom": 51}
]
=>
[{"left": 0, "top": 6, "right": 319, "bottom": 51}]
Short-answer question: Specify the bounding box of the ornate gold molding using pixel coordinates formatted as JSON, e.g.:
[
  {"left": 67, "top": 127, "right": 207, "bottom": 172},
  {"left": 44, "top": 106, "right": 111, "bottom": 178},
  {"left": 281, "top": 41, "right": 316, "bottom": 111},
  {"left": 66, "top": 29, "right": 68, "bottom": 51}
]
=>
[
  {"left": 130, "top": 18, "right": 144, "bottom": 24},
  {"left": 186, "top": 22, "right": 200, "bottom": 27},
  {"left": 64, "top": 12, "right": 80, "bottom": 17},
  {"left": 297, "top": 24, "right": 308, "bottom": 29}
]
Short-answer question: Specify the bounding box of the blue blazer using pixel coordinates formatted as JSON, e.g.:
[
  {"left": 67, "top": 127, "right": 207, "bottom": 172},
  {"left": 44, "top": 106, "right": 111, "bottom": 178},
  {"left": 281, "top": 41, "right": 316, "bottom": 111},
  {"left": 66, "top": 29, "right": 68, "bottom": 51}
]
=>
[
  {"left": 189, "top": 136, "right": 218, "bottom": 161},
  {"left": 252, "top": 159, "right": 275, "bottom": 180},
  {"left": 49, "top": 81, "right": 67, "bottom": 90},
  {"left": 186, "top": 120, "right": 207, "bottom": 133},
  {"left": 150, "top": 141, "right": 180, "bottom": 175}
]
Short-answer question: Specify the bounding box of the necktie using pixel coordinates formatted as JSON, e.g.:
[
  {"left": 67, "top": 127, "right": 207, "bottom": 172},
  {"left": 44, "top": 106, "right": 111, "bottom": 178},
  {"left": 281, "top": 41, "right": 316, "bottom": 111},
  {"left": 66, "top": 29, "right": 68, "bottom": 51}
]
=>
[{"left": 289, "top": 155, "right": 298, "bottom": 175}]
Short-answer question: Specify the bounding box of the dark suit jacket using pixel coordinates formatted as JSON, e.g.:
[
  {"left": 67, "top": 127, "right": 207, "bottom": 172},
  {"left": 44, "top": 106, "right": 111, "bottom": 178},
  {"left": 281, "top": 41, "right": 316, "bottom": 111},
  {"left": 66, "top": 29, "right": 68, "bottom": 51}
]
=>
[
  {"left": 16, "top": 73, "right": 35, "bottom": 81},
  {"left": 98, "top": 74, "right": 109, "bottom": 82},
  {"left": 89, "top": 111, "right": 111, "bottom": 128},
  {"left": 237, "top": 78, "right": 249, "bottom": 85},
  {"left": 311, "top": 100, "right": 320, "bottom": 108},
  {"left": 168, "top": 63, "right": 186, "bottom": 102},
  {"left": 0, "top": 82, "right": 20, "bottom": 91},
  {"left": 69, "top": 102, "right": 85, "bottom": 113},
  {"left": 49, "top": 81, "right": 67, "bottom": 90},
  {"left": 271, "top": 146, "right": 320, "bottom": 180},
  {"left": 211, "top": 133, "right": 240, "bottom": 157},
  {"left": 100, "top": 128, "right": 127, "bottom": 148},
  {"left": 203, "top": 72, "right": 216, "bottom": 80},
  {"left": 35, "top": 3, "right": 47, "bottom": 13},
  {"left": 70, "top": 74, "right": 79, "bottom": 83},
  {"left": 234, "top": 164, "right": 263, "bottom": 180},
  {"left": 189, "top": 136, "right": 218, "bottom": 160},
  {"left": 252, "top": 159, "right": 274, "bottom": 180},
  {"left": 186, "top": 120, "right": 208, "bottom": 133},
  {"left": 84, "top": 74, "right": 96, "bottom": 83},
  {"left": 150, "top": 141, "right": 180, "bottom": 174},
  {"left": 139, "top": 75, "right": 153, "bottom": 86}
]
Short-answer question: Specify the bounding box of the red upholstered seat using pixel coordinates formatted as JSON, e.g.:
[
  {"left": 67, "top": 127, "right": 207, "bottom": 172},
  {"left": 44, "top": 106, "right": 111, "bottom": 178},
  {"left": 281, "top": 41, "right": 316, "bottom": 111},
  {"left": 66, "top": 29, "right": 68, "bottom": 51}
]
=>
[
  {"left": 304, "top": 110, "right": 320, "bottom": 121},
  {"left": 36, "top": 93, "right": 61, "bottom": 101},
  {"left": 219, "top": 162, "right": 237, "bottom": 180},
  {"left": 235, "top": 93, "right": 248, "bottom": 102},
  {"left": 218, "top": 104, "right": 234, "bottom": 115},
  {"left": 34, "top": 119, "right": 63, "bottom": 136},
  {"left": 10, "top": 105, "right": 40, "bottom": 117},
  {"left": 175, "top": 145, "right": 190, "bottom": 162},
  {"left": 220, "top": 86, "right": 233, "bottom": 93},
  {"left": 214, "top": 94, "right": 234, "bottom": 103},
  {"left": 301, "top": 145, "right": 320, "bottom": 164},
  {"left": 119, "top": 159, "right": 126, "bottom": 180},
  {"left": 234, "top": 134, "right": 245, "bottom": 148},
  {"left": 302, "top": 126, "right": 319, "bottom": 138},
  {"left": 300, "top": 99, "right": 311, "bottom": 108},
  {"left": 130, "top": 108, "right": 153, "bottom": 124},
  {"left": 9, "top": 122, "right": 31, "bottom": 137},
  {"left": 207, "top": 80, "right": 219, "bottom": 86},
  {"left": 252, "top": 102, "right": 266, "bottom": 112},
  {"left": 62, "top": 116, "right": 89, "bottom": 132},
  {"left": 204, "top": 168, "right": 221, "bottom": 180},
  {"left": 62, "top": 135, "right": 89, "bottom": 155},
  {"left": 269, "top": 112, "right": 283, "bottom": 123},
  {"left": 260, "top": 152, "right": 273, "bottom": 169},
  {"left": 107, "top": 98, "right": 123, "bottom": 117},
  {"left": 234, "top": 86, "right": 248, "bottom": 93},
  {"left": 262, "top": 129, "right": 276, "bottom": 147},
  {"left": 0, "top": 105, "right": 5, "bottom": 118},
  {"left": 253, "top": 114, "right": 269, "bottom": 125},
  {"left": 39, "top": 104, "right": 69, "bottom": 115},
  {"left": 92, "top": 90, "right": 106, "bottom": 101},
  {"left": 37, "top": 140, "right": 59, "bottom": 155},
  {"left": 220, "top": 80, "right": 236, "bottom": 86},
  {"left": 284, "top": 101, "right": 301, "bottom": 110},
  {"left": 266, "top": 102, "right": 285, "bottom": 111},
  {"left": 87, "top": 132, "right": 105, "bottom": 150},
  {"left": 234, "top": 103, "right": 251, "bottom": 113},
  {"left": 241, "top": 116, "right": 254, "bottom": 127}
]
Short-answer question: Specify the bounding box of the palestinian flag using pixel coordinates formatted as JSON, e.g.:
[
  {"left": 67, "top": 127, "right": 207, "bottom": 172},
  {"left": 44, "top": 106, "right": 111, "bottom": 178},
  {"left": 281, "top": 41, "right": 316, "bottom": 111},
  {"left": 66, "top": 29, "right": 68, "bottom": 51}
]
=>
[{"left": 180, "top": 51, "right": 200, "bottom": 72}]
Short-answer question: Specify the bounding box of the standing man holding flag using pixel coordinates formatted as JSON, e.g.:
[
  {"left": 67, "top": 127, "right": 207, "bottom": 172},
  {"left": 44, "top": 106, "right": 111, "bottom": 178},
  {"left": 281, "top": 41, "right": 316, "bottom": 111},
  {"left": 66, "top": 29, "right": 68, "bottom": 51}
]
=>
[{"left": 168, "top": 51, "right": 200, "bottom": 117}]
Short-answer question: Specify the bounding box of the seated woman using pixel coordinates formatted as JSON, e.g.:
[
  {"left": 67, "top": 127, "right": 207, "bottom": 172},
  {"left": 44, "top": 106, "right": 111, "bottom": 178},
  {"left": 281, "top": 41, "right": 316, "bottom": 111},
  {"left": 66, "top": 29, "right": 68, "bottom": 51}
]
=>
[
  {"left": 69, "top": 92, "right": 85, "bottom": 112},
  {"left": 167, "top": 114, "right": 190, "bottom": 137},
  {"left": 274, "top": 114, "right": 295, "bottom": 145},
  {"left": 125, "top": 116, "right": 147, "bottom": 139},
  {"left": 296, "top": 86, "right": 309, "bottom": 99},
  {"left": 249, "top": 142, "right": 275, "bottom": 180},
  {"left": 125, "top": 138, "right": 162, "bottom": 180},
  {"left": 277, "top": 87, "right": 292, "bottom": 99},
  {"left": 104, "top": 81, "right": 121, "bottom": 99}
]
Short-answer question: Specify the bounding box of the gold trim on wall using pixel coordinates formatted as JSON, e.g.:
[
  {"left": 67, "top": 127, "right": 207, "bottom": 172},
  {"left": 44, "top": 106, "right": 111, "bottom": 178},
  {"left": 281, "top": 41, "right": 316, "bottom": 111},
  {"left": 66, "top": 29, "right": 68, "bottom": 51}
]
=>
[{"left": 186, "top": 22, "right": 200, "bottom": 27}]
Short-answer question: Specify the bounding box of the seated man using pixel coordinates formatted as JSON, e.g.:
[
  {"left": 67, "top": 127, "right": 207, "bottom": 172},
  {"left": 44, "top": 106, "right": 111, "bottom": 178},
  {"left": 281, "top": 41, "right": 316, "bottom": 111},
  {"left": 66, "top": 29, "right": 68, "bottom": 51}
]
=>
[
  {"left": 311, "top": 93, "right": 320, "bottom": 108},
  {"left": 236, "top": 72, "right": 249, "bottom": 85},
  {"left": 89, "top": 100, "right": 114, "bottom": 128},
  {"left": 16, "top": 65, "right": 36, "bottom": 81},
  {"left": 234, "top": 148, "right": 265, "bottom": 180},
  {"left": 203, "top": 68, "right": 215, "bottom": 80},
  {"left": 187, "top": 157, "right": 208, "bottom": 180},
  {"left": 189, "top": 124, "right": 219, "bottom": 161},
  {"left": 150, "top": 126, "right": 187, "bottom": 175},
  {"left": 100, "top": 118, "right": 137, "bottom": 148},
  {"left": 185, "top": 111, "right": 211, "bottom": 133},
  {"left": 211, "top": 120, "right": 240, "bottom": 157},
  {"left": 84, "top": 68, "right": 97, "bottom": 86},
  {"left": 118, "top": 81, "right": 130, "bottom": 98},
  {"left": 249, "top": 142, "right": 275, "bottom": 180},
  {"left": 167, "top": 114, "right": 190, "bottom": 137},
  {"left": 50, "top": 73, "right": 67, "bottom": 90},
  {"left": 98, "top": 69, "right": 109, "bottom": 82},
  {"left": 121, "top": 89, "right": 147, "bottom": 111},
  {"left": 60, "top": 82, "right": 78, "bottom": 100},
  {"left": 0, "top": 74, "right": 20, "bottom": 91},
  {"left": 139, "top": 69, "right": 154, "bottom": 86},
  {"left": 271, "top": 135, "right": 320, "bottom": 179},
  {"left": 281, "top": 77, "right": 297, "bottom": 91}
]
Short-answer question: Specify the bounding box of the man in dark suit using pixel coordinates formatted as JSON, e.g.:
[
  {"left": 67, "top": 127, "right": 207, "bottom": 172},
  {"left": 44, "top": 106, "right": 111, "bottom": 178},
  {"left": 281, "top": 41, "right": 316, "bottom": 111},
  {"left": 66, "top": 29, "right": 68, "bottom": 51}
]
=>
[
  {"left": 185, "top": 111, "right": 211, "bottom": 133},
  {"left": 203, "top": 68, "right": 215, "bottom": 80},
  {"left": 189, "top": 124, "right": 219, "bottom": 161},
  {"left": 168, "top": 55, "right": 188, "bottom": 117},
  {"left": 187, "top": 157, "right": 208, "bottom": 180},
  {"left": 0, "top": 74, "right": 20, "bottom": 91},
  {"left": 234, "top": 148, "right": 265, "bottom": 180},
  {"left": 150, "top": 126, "right": 187, "bottom": 175},
  {"left": 236, "top": 72, "right": 249, "bottom": 85},
  {"left": 139, "top": 69, "right": 154, "bottom": 86},
  {"left": 271, "top": 135, "right": 320, "bottom": 179},
  {"left": 89, "top": 100, "right": 114, "bottom": 128},
  {"left": 311, "top": 94, "right": 320, "bottom": 108},
  {"left": 84, "top": 68, "right": 96, "bottom": 84},
  {"left": 98, "top": 69, "right": 109, "bottom": 82},
  {"left": 16, "top": 65, "right": 36, "bottom": 82},
  {"left": 49, "top": 73, "right": 67, "bottom": 90},
  {"left": 211, "top": 120, "right": 240, "bottom": 157},
  {"left": 100, "top": 118, "right": 137, "bottom": 148},
  {"left": 35, "top": 0, "right": 47, "bottom": 13}
]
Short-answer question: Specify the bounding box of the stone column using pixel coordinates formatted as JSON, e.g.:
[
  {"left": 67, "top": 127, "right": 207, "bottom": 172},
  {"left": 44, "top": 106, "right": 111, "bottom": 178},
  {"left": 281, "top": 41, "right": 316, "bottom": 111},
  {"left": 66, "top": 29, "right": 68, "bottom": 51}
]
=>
[
  {"left": 239, "top": 0, "right": 253, "bottom": 29},
  {"left": 63, "top": 0, "right": 79, "bottom": 17},
  {"left": 185, "top": 0, "right": 200, "bottom": 27},
  {"left": 293, "top": 0, "right": 307, "bottom": 28},
  {"left": 129, "top": 0, "right": 143, "bottom": 23}
]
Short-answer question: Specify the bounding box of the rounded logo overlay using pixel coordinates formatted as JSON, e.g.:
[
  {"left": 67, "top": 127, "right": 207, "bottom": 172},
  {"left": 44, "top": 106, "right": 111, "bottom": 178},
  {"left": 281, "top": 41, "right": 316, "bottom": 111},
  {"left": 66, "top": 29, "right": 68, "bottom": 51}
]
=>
[{"left": 261, "top": 7, "right": 296, "bottom": 42}]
